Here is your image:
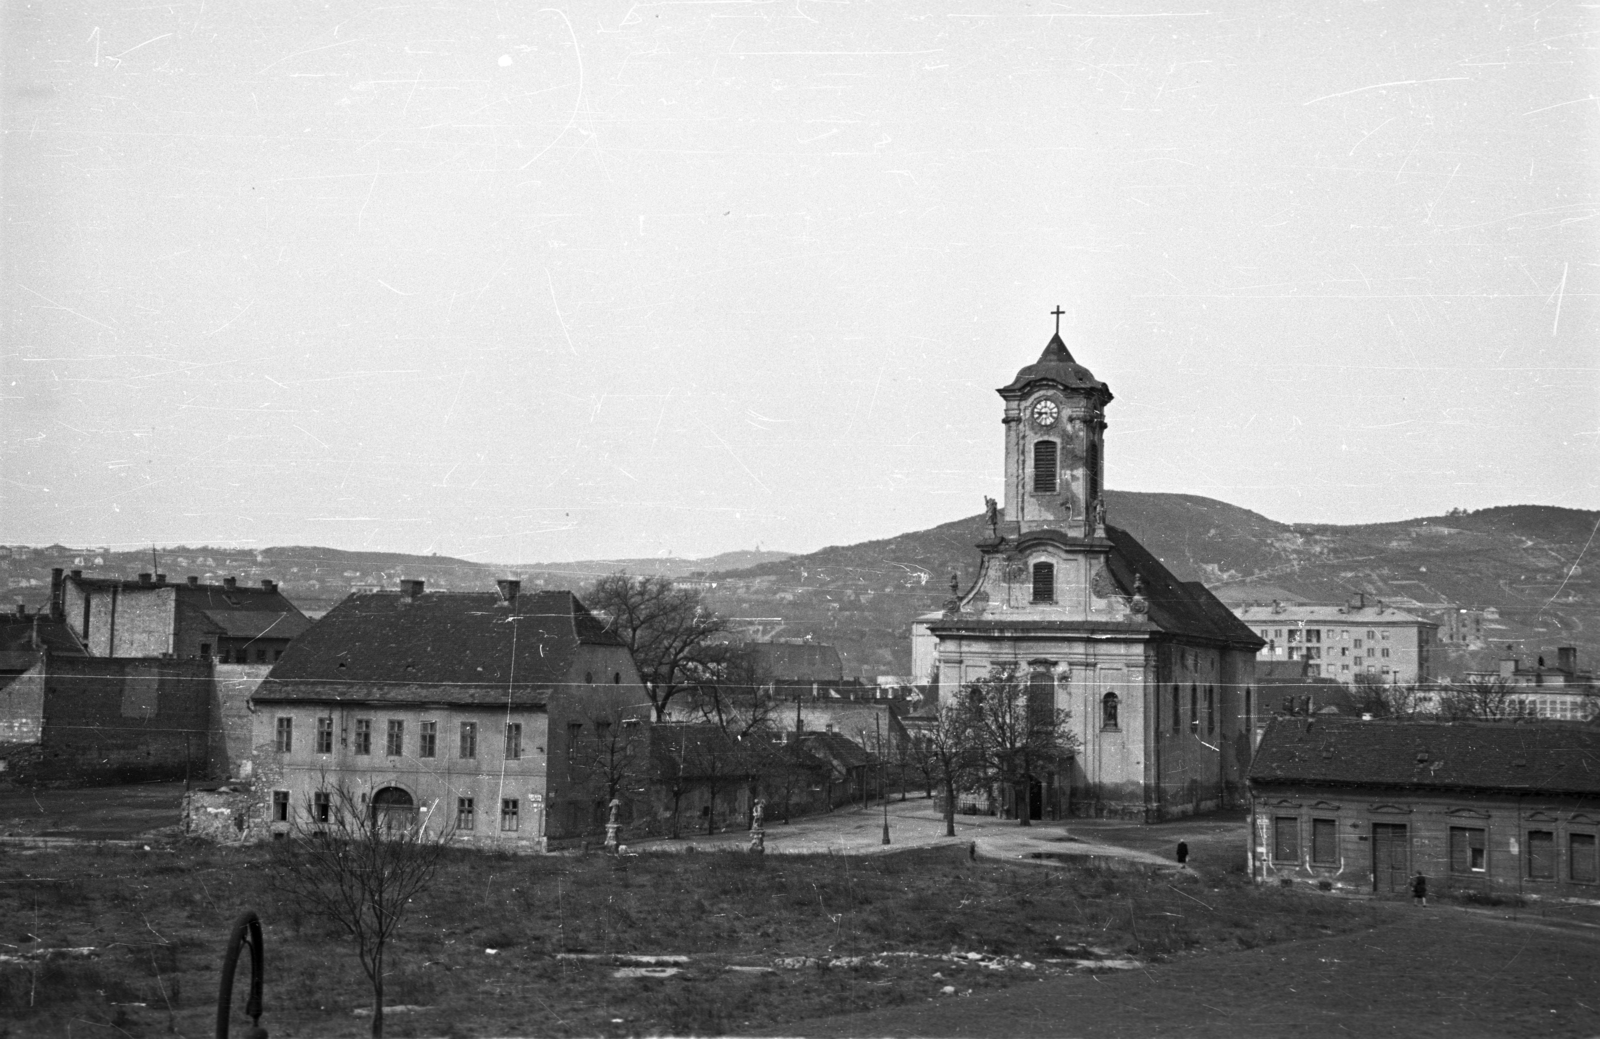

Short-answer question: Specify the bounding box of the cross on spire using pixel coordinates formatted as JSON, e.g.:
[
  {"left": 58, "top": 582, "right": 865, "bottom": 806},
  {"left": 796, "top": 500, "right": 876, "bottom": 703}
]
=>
[{"left": 1051, "top": 306, "right": 1065, "bottom": 335}]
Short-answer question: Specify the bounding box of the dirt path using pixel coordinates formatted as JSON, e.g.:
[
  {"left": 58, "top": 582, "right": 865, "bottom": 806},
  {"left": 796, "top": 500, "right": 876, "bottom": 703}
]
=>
[{"left": 768, "top": 904, "right": 1600, "bottom": 1038}]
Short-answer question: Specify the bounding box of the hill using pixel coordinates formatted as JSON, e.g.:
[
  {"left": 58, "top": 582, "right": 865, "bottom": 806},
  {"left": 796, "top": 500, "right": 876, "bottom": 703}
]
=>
[{"left": 700, "top": 495, "right": 1600, "bottom": 681}]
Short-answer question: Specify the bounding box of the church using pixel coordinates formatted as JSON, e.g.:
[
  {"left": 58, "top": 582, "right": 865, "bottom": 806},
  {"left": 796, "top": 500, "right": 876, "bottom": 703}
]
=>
[{"left": 922, "top": 320, "right": 1264, "bottom": 821}]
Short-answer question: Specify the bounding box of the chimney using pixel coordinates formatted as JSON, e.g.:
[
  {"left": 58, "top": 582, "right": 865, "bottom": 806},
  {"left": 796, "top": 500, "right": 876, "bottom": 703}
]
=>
[
  {"left": 223, "top": 577, "right": 237, "bottom": 591},
  {"left": 261, "top": 579, "right": 276, "bottom": 593},
  {"left": 15, "top": 603, "right": 26, "bottom": 617},
  {"left": 70, "top": 569, "right": 82, "bottom": 579},
  {"left": 155, "top": 573, "right": 167, "bottom": 585},
  {"left": 187, "top": 576, "right": 199, "bottom": 587},
  {"left": 399, "top": 579, "right": 425, "bottom": 601},
  {"left": 1558, "top": 646, "right": 1578, "bottom": 674},
  {"left": 1499, "top": 647, "right": 1517, "bottom": 680},
  {"left": 138, "top": 572, "right": 152, "bottom": 585},
  {"left": 50, "top": 568, "right": 64, "bottom": 621},
  {"left": 496, "top": 579, "right": 521, "bottom": 603}
]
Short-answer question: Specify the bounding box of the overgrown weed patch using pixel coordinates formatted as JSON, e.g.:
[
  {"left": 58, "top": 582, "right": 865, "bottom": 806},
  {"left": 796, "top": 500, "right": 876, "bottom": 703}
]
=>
[{"left": 0, "top": 842, "right": 1383, "bottom": 1037}]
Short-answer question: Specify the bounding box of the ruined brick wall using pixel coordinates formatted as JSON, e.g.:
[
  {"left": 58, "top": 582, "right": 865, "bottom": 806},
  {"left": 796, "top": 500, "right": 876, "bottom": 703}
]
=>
[
  {"left": 0, "top": 663, "right": 45, "bottom": 744},
  {"left": 181, "top": 785, "right": 264, "bottom": 844},
  {"left": 211, "top": 664, "right": 272, "bottom": 780},
  {"left": 25, "top": 657, "right": 214, "bottom": 785},
  {"left": 64, "top": 583, "right": 177, "bottom": 658}
]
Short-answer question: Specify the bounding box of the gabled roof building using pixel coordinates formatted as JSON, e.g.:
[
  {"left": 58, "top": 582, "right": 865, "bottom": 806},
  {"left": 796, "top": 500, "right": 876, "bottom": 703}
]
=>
[
  {"left": 249, "top": 580, "right": 648, "bottom": 849},
  {"left": 923, "top": 324, "right": 1263, "bottom": 821}
]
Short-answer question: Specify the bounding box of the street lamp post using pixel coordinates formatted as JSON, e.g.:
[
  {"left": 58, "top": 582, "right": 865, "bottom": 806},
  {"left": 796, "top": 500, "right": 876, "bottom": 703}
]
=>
[{"left": 877, "top": 713, "right": 890, "bottom": 845}]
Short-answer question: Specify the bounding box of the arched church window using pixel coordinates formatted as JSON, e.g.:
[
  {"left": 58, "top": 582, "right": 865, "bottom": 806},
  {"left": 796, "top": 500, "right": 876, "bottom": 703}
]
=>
[
  {"left": 1102, "top": 692, "right": 1119, "bottom": 730},
  {"left": 1031, "top": 562, "right": 1055, "bottom": 603},
  {"left": 1244, "top": 688, "right": 1252, "bottom": 727},
  {"left": 1206, "top": 685, "right": 1215, "bottom": 735},
  {"left": 1028, "top": 670, "right": 1053, "bottom": 728},
  {"left": 1032, "top": 440, "right": 1058, "bottom": 493},
  {"left": 1190, "top": 684, "right": 1199, "bottom": 732},
  {"left": 1171, "top": 684, "right": 1180, "bottom": 734}
]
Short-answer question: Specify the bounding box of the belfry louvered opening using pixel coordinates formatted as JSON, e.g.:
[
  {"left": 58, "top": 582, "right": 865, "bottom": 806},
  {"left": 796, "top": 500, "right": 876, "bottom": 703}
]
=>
[{"left": 1032, "top": 440, "right": 1058, "bottom": 493}]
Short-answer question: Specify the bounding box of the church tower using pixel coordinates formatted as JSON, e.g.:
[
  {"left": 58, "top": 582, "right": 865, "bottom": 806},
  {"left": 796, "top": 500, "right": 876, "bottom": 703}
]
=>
[
  {"left": 921, "top": 310, "right": 1264, "bottom": 822},
  {"left": 997, "top": 328, "right": 1112, "bottom": 541}
]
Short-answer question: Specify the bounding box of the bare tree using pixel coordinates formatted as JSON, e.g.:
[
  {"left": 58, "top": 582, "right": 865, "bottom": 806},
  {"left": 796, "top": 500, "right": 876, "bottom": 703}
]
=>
[
  {"left": 573, "top": 704, "right": 652, "bottom": 822},
  {"left": 683, "top": 642, "right": 774, "bottom": 736},
  {"left": 1352, "top": 674, "right": 1428, "bottom": 719},
  {"left": 588, "top": 574, "right": 728, "bottom": 720},
  {"left": 268, "top": 784, "right": 452, "bottom": 1038},
  {"left": 963, "top": 666, "right": 1078, "bottom": 827},
  {"left": 1437, "top": 676, "right": 1533, "bottom": 721},
  {"left": 907, "top": 730, "right": 940, "bottom": 799},
  {"left": 922, "top": 703, "right": 981, "bottom": 837}
]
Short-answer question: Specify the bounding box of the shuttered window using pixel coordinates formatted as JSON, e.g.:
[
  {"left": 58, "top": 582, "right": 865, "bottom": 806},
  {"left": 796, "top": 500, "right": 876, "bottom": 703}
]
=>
[
  {"left": 1311, "top": 818, "right": 1337, "bottom": 865},
  {"left": 1273, "top": 817, "right": 1299, "bottom": 862},
  {"left": 1032, "top": 440, "right": 1058, "bottom": 493},
  {"left": 1031, "top": 562, "right": 1055, "bottom": 603},
  {"left": 1527, "top": 830, "right": 1556, "bottom": 879},
  {"left": 1449, "top": 826, "right": 1486, "bottom": 873},
  {"left": 1571, "top": 833, "right": 1597, "bottom": 883}
]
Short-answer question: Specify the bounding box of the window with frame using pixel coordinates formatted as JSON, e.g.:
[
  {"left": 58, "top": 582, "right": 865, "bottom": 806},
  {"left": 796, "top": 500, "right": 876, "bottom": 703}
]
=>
[
  {"left": 1311, "top": 818, "right": 1337, "bottom": 865},
  {"left": 272, "top": 790, "right": 289, "bottom": 823},
  {"left": 1527, "top": 830, "right": 1556, "bottom": 879},
  {"left": 500, "top": 798, "right": 520, "bottom": 832},
  {"left": 419, "top": 721, "right": 436, "bottom": 758},
  {"left": 456, "top": 797, "right": 475, "bottom": 831},
  {"left": 1189, "top": 685, "right": 1199, "bottom": 732},
  {"left": 1450, "top": 826, "right": 1487, "bottom": 873},
  {"left": 386, "top": 719, "right": 404, "bottom": 756},
  {"left": 316, "top": 716, "right": 333, "bottom": 753},
  {"left": 1206, "top": 686, "right": 1215, "bottom": 735},
  {"left": 1171, "top": 685, "right": 1180, "bottom": 734},
  {"left": 353, "top": 718, "right": 372, "bottom": 755},
  {"left": 1571, "top": 833, "right": 1597, "bottom": 883},
  {"left": 1031, "top": 562, "right": 1055, "bottom": 603},
  {"left": 505, "top": 722, "right": 523, "bottom": 760},
  {"left": 313, "top": 790, "right": 331, "bottom": 824},
  {"left": 275, "top": 717, "right": 293, "bottom": 754},
  {"left": 1032, "top": 440, "right": 1058, "bottom": 493},
  {"left": 1273, "top": 817, "right": 1299, "bottom": 862},
  {"left": 459, "top": 722, "right": 477, "bottom": 759},
  {"left": 1101, "top": 692, "right": 1119, "bottom": 730}
]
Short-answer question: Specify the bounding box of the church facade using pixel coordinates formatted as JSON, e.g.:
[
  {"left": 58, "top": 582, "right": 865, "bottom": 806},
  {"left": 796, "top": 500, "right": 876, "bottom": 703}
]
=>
[{"left": 925, "top": 328, "right": 1264, "bottom": 821}]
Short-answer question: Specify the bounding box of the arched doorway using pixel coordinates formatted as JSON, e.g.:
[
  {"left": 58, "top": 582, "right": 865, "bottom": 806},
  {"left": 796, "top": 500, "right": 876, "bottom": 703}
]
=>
[{"left": 370, "top": 787, "right": 416, "bottom": 833}]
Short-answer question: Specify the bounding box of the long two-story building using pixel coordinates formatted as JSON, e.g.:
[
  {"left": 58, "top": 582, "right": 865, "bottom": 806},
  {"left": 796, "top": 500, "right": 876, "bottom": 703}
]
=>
[{"left": 249, "top": 580, "right": 647, "bottom": 850}]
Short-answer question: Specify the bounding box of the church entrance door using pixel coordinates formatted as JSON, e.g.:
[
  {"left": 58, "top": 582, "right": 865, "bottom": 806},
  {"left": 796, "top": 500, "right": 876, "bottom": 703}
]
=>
[{"left": 1027, "top": 778, "right": 1043, "bottom": 820}]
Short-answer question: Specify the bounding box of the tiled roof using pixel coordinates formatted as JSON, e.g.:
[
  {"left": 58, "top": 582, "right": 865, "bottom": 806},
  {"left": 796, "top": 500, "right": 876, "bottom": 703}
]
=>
[
  {"left": 254, "top": 590, "right": 621, "bottom": 706},
  {"left": 1249, "top": 716, "right": 1600, "bottom": 795},
  {"left": 998, "top": 334, "right": 1110, "bottom": 397},
  {"left": 0, "top": 614, "right": 86, "bottom": 657},
  {"left": 199, "top": 609, "right": 311, "bottom": 639},
  {"left": 1104, "top": 528, "right": 1265, "bottom": 650},
  {"left": 742, "top": 641, "right": 844, "bottom": 682},
  {"left": 798, "top": 730, "right": 879, "bottom": 769}
]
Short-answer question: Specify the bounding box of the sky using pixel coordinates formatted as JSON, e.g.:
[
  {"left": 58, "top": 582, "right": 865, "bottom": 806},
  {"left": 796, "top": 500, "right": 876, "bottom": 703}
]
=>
[{"left": 3, "top": 1, "right": 1596, "bottom": 563}]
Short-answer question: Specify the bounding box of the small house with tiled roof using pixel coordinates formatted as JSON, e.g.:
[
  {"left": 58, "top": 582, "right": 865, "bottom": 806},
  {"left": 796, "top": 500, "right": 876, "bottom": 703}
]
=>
[
  {"left": 249, "top": 580, "right": 647, "bottom": 850},
  {"left": 923, "top": 324, "right": 1264, "bottom": 821},
  {"left": 1248, "top": 716, "right": 1600, "bottom": 897}
]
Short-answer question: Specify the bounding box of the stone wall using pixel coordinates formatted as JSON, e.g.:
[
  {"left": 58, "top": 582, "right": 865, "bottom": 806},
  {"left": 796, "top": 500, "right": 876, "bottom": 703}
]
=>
[{"left": 211, "top": 663, "right": 272, "bottom": 780}]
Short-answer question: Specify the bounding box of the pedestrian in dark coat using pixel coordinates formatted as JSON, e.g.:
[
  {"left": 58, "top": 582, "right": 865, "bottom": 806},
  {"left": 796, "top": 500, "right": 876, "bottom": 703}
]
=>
[
  {"left": 1176, "top": 840, "right": 1189, "bottom": 868},
  {"left": 1412, "top": 872, "right": 1427, "bottom": 906}
]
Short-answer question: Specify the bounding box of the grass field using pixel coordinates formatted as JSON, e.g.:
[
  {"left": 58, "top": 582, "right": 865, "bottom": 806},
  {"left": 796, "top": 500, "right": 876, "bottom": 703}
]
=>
[{"left": 1, "top": 840, "right": 1387, "bottom": 1038}]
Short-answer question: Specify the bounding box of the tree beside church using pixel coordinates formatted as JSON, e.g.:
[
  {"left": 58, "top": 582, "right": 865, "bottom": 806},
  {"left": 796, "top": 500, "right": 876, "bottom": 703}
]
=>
[{"left": 924, "top": 322, "right": 1264, "bottom": 821}]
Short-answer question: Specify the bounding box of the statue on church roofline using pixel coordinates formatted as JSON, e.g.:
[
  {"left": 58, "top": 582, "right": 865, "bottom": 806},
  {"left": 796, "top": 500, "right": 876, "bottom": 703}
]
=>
[
  {"left": 984, "top": 495, "right": 999, "bottom": 538},
  {"left": 1092, "top": 495, "right": 1106, "bottom": 534}
]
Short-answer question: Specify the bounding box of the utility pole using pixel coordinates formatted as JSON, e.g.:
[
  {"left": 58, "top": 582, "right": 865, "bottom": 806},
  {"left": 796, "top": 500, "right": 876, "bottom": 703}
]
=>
[{"left": 877, "top": 713, "right": 890, "bottom": 845}]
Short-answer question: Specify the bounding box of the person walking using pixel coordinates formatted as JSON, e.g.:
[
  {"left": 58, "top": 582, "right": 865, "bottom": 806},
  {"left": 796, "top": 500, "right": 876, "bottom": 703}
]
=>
[
  {"left": 1411, "top": 871, "right": 1427, "bottom": 907},
  {"left": 1176, "top": 839, "right": 1189, "bottom": 868}
]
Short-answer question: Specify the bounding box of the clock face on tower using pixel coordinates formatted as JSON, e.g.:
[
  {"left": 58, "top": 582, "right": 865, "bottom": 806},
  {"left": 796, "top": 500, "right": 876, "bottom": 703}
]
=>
[{"left": 1031, "top": 399, "right": 1060, "bottom": 428}]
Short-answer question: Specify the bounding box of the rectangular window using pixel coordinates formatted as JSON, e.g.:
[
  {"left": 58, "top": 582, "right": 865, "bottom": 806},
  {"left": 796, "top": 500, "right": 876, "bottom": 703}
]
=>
[
  {"left": 419, "top": 721, "right": 437, "bottom": 758},
  {"left": 200, "top": 643, "right": 211, "bottom": 659},
  {"left": 567, "top": 721, "right": 583, "bottom": 743},
  {"left": 313, "top": 790, "right": 331, "bottom": 824},
  {"left": 1527, "top": 830, "right": 1556, "bottom": 879},
  {"left": 1287, "top": 629, "right": 1301, "bottom": 644},
  {"left": 1189, "top": 686, "right": 1198, "bottom": 732},
  {"left": 353, "top": 718, "right": 372, "bottom": 755},
  {"left": 1171, "top": 685, "right": 1180, "bottom": 734},
  {"left": 256, "top": 648, "right": 267, "bottom": 663},
  {"left": 275, "top": 717, "right": 293, "bottom": 754},
  {"left": 1032, "top": 440, "right": 1058, "bottom": 493},
  {"left": 316, "top": 716, "right": 333, "bottom": 754},
  {"left": 1031, "top": 562, "right": 1055, "bottom": 603},
  {"left": 1367, "top": 630, "right": 1376, "bottom": 640},
  {"left": 459, "top": 722, "right": 477, "bottom": 759},
  {"left": 505, "top": 723, "right": 523, "bottom": 760},
  {"left": 272, "top": 790, "right": 289, "bottom": 823},
  {"left": 1273, "top": 817, "right": 1299, "bottom": 862},
  {"left": 1571, "top": 833, "right": 1597, "bottom": 883},
  {"left": 1354, "top": 639, "right": 1363, "bottom": 649},
  {"left": 386, "top": 719, "right": 404, "bottom": 756},
  {"left": 1306, "top": 629, "right": 1321, "bottom": 643},
  {"left": 456, "top": 797, "right": 475, "bottom": 831},
  {"left": 1449, "top": 827, "right": 1487, "bottom": 873},
  {"left": 1367, "top": 648, "right": 1376, "bottom": 658},
  {"left": 1311, "top": 818, "right": 1337, "bottom": 865},
  {"left": 1205, "top": 687, "right": 1214, "bottom": 735},
  {"left": 1381, "top": 648, "right": 1391, "bottom": 658},
  {"left": 500, "top": 798, "right": 520, "bottom": 832}
]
